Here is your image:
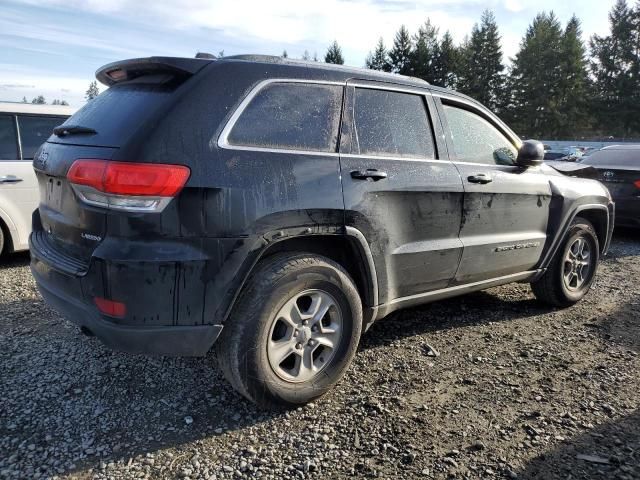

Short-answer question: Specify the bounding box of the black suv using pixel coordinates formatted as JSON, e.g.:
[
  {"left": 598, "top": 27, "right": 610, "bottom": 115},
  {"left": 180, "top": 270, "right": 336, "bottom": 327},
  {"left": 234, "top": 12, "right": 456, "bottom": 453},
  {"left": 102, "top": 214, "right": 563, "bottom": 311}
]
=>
[{"left": 30, "top": 55, "right": 614, "bottom": 408}]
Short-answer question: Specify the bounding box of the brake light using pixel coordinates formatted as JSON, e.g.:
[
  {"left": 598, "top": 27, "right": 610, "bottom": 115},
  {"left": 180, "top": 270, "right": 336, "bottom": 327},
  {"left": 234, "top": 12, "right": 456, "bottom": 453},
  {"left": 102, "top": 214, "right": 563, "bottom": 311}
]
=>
[
  {"left": 94, "top": 297, "right": 126, "bottom": 318},
  {"left": 634, "top": 180, "right": 640, "bottom": 189},
  {"left": 67, "top": 159, "right": 190, "bottom": 212}
]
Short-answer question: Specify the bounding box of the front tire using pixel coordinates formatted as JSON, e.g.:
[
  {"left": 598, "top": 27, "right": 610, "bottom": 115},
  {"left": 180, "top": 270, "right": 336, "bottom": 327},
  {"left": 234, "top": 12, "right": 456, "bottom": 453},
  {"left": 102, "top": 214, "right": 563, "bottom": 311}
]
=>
[
  {"left": 531, "top": 216, "right": 599, "bottom": 307},
  {"left": 215, "top": 253, "right": 363, "bottom": 408}
]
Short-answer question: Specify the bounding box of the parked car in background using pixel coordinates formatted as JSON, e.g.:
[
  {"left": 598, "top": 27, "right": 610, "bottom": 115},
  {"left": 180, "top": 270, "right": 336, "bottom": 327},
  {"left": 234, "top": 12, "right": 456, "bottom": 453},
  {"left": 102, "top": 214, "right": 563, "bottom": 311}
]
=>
[
  {"left": 30, "top": 55, "right": 613, "bottom": 408},
  {"left": 544, "top": 150, "right": 568, "bottom": 161},
  {"left": 0, "top": 102, "right": 75, "bottom": 256},
  {"left": 581, "top": 145, "right": 640, "bottom": 227},
  {"left": 544, "top": 146, "right": 584, "bottom": 162}
]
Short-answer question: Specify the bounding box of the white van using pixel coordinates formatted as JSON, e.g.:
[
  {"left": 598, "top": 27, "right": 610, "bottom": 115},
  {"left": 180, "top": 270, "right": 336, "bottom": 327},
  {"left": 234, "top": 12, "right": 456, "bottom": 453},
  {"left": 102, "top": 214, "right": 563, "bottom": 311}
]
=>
[{"left": 0, "top": 102, "right": 75, "bottom": 256}]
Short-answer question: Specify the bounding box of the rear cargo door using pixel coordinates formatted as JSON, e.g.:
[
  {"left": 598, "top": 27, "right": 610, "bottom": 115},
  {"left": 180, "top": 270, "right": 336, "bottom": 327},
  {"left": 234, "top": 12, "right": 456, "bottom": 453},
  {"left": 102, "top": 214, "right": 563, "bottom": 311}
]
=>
[
  {"left": 339, "top": 80, "right": 464, "bottom": 304},
  {"left": 33, "top": 142, "right": 117, "bottom": 264},
  {"left": 33, "top": 62, "right": 207, "bottom": 267}
]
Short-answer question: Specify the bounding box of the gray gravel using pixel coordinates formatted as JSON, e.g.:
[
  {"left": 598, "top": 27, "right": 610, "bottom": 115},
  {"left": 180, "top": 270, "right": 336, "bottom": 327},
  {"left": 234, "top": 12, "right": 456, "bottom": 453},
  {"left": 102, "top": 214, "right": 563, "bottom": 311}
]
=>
[{"left": 1, "top": 230, "right": 639, "bottom": 479}]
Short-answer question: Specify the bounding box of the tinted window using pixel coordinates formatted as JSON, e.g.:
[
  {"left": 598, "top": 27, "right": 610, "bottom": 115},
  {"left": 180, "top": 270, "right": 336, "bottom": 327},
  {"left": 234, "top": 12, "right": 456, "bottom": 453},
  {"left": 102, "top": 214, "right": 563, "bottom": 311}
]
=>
[
  {"left": 0, "top": 115, "right": 18, "bottom": 160},
  {"left": 57, "top": 81, "right": 177, "bottom": 148},
  {"left": 582, "top": 149, "right": 640, "bottom": 167},
  {"left": 354, "top": 88, "right": 435, "bottom": 159},
  {"left": 18, "top": 115, "right": 65, "bottom": 159},
  {"left": 228, "top": 83, "right": 343, "bottom": 152},
  {"left": 443, "top": 104, "right": 516, "bottom": 165}
]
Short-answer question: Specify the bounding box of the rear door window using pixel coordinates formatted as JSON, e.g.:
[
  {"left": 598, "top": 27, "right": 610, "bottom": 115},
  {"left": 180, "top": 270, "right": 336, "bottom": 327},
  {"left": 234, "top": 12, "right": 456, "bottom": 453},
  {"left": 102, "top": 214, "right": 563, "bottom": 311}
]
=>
[
  {"left": 353, "top": 88, "right": 435, "bottom": 159},
  {"left": 227, "top": 82, "right": 343, "bottom": 153},
  {"left": 0, "top": 115, "right": 18, "bottom": 160},
  {"left": 442, "top": 104, "right": 516, "bottom": 166},
  {"left": 18, "top": 115, "right": 65, "bottom": 159}
]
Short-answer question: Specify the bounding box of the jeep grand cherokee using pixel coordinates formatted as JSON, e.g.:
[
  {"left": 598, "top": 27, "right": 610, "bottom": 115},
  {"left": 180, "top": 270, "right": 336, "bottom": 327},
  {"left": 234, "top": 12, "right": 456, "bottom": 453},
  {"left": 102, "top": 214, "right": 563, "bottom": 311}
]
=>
[{"left": 30, "top": 55, "right": 614, "bottom": 408}]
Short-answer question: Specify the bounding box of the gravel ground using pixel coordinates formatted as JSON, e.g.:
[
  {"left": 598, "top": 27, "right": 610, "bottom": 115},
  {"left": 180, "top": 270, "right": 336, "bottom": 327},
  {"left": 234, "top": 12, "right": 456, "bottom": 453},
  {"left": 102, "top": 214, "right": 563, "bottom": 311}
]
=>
[{"left": 1, "top": 230, "right": 639, "bottom": 480}]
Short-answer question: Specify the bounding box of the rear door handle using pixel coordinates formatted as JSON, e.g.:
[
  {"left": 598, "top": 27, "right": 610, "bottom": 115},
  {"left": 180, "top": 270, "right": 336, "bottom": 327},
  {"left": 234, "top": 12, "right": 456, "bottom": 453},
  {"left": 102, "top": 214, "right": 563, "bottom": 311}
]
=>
[
  {"left": 0, "top": 175, "right": 23, "bottom": 184},
  {"left": 350, "top": 169, "right": 388, "bottom": 181},
  {"left": 467, "top": 173, "right": 493, "bottom": 184}
]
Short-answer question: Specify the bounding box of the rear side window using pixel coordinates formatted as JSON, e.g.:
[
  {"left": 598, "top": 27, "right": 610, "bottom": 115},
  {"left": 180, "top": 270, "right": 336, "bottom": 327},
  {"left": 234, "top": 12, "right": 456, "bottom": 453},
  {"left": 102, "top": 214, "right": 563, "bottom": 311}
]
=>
[
  {"left": 353, "top": 88, "right": 435, "bottom": 159},
  {"left": 18, "top": 115, "right": 65, "bottom": 160},
  {"left": 227, "top": 82, "right": 343, "bottom": 152},
  {"left": 443, "top": 104, "right": 516, "bottom": 166},
  {"left": 0, "top": 115, "right": 18, "bottom": 160}
]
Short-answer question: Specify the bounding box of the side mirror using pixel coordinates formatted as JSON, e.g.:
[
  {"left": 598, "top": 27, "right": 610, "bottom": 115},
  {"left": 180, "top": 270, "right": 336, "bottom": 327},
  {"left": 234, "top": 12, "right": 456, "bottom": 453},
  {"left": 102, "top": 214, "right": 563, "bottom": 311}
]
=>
[{"left": 516, "top": 140, "right": 545, "bottom": 167}]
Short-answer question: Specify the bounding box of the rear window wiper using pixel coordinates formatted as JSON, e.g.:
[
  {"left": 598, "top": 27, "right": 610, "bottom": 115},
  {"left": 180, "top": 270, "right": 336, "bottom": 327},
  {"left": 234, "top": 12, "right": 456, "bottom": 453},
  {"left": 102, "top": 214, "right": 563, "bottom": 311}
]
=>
[{"left": 53, "top": 125, "right": 97, "bottom": 137}]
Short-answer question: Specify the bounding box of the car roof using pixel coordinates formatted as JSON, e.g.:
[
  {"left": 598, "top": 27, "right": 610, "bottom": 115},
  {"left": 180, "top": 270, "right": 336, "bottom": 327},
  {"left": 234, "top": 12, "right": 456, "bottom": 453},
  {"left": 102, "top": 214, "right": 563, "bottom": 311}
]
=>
[
  {"left": 600, "top": 144, "right": 640, "bottom": 151},
  {"left": 221, "top": 54, "right": 429, "bottom": 87},
  {"left": 0, "top": 102, "right": 76, "bottom": 116},
  {"left": 97, "top": 54, "right": 480, "bottom": 106}
]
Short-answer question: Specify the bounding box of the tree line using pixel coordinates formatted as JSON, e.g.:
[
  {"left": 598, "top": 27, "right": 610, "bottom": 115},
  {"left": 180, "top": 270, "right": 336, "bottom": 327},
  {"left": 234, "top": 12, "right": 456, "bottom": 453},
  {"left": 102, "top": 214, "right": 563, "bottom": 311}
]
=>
[
  {"left": 319, "top": 0, "right": 640, "bottom": 139},
  {"left": 21, "top": 95, "right": 69, "bottom": 105}
]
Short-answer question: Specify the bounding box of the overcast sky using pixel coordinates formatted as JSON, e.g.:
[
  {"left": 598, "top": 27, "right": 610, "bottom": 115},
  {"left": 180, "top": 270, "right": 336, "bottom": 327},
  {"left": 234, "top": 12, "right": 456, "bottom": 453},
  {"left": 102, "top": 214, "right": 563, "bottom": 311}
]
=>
[{"left": 1, "top": 0, "right": 614, "bottom": 107}]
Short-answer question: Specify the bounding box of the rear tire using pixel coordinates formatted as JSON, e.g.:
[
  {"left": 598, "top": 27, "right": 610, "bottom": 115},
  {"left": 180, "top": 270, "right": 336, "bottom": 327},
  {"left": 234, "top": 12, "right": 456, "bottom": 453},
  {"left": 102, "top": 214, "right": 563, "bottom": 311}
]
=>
[
  {"left": 215, "top": 253, "right": 363, "bottom": 409},
  {"left": 531, "top": 217, "right": 599, "bottom": 307}
]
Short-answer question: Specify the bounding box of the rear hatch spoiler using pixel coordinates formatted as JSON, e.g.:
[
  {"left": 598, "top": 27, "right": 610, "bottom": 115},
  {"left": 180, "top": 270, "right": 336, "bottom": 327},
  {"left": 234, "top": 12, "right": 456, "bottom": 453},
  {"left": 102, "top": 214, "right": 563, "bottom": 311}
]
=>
[{"left": 96, "top": 56, "right": 213, "bottom": 86}]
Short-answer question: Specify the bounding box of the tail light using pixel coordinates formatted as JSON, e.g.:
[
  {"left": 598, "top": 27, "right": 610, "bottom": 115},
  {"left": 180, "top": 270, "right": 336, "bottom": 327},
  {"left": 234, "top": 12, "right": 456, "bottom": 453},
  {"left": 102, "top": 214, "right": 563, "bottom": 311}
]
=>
[
  {"left": 67, "top": 159, "right": 190, "bottom": 212},
  {"left": 634, "top": 180, "right": 640, "bottom": 189},
  {"left": 94, "top": 297, "right": 126, "bottom": 318}
]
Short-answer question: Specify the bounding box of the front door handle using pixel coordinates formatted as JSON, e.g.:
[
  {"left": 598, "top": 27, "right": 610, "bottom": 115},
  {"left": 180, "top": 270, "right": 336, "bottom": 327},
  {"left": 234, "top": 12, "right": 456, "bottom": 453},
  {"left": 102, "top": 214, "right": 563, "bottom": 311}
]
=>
[
  {"left": 467, "top": 173, "right": 493, "bottom": 184},
  {"left": 350, "top": 169, "right": 388, "bottom": 181},
  {"left": 0, "top": 175, "right": 23, "bottom": 184}
]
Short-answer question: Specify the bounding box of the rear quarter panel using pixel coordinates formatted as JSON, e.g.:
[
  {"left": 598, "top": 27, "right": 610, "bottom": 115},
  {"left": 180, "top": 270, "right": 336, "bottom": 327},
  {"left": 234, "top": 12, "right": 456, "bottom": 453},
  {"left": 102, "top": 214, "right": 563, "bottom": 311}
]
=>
[{"left": 106, "top": 62, "right": 347, "bottom": 325}]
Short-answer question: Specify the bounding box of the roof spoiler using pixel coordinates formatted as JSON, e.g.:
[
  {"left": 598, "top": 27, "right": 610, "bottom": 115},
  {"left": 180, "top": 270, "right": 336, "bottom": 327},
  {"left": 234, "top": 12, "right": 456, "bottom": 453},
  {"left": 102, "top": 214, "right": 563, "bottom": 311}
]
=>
[{"left": 95, "top": 56, "right": 213, "bottom": 86}]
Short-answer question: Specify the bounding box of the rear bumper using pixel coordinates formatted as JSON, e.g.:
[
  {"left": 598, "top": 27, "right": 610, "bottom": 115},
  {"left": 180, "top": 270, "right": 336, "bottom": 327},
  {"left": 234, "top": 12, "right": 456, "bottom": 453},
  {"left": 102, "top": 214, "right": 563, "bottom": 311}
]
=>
[{"left": 30, "top": 237, "right": 224, "bottom": 357}]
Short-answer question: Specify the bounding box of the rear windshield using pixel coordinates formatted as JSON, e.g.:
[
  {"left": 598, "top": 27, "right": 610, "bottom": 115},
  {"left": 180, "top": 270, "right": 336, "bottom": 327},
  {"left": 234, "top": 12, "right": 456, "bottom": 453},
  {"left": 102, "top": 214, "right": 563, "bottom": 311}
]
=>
[
  {"left": 49, "top": 77, "right": 179, "bottom": 148},
  {"left": 582, "top": 148, "right": 640, "bottom": 168}
]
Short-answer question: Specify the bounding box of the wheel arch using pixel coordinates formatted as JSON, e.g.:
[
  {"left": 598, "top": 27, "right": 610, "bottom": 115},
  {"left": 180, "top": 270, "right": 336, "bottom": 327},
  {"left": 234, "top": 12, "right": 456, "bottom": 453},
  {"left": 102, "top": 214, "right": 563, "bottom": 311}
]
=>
[
  {"left": 537, "top": 203, "right": 611, "bottom": 273},
  {"left": 576, "top": 207, "right": 609, "bottom": 253},
  {"left": 222, "top": 228, "right": 379, "bottom": 327},
  {"left": 0, "top": 213, "right": 15, "bottom": 254}
]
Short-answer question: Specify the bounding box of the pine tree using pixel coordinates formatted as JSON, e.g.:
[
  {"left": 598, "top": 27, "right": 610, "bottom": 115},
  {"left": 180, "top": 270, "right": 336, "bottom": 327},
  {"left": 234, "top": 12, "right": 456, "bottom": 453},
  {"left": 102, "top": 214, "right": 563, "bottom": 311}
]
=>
[
  {"left": 282, "top": 50, "right": 288, "bottom": 58},
  {"left": 590, "top": 0, "right": 638, "bottom": 136},
  {"left": 556, "top": 15, "right": 591, "bottom": 137},
  {"left": 388, "top": 25, "right": 413, "bottom": 75},
  {"left": 434, "top": 31, "right": 460, "bottom": 88},
  {"left": 21, "top": 96, "right": 27, "bottom": 103},
  {"left": 411, "top": 20, "right": 439, "bottom": 82},
  {"left": 324, "top": 41, "right": 345, "bottom": 64},
  {"left": 507, "top": 12, "right": 564, "bottom": 137},
  {"left": 302, "top": 50, "right": 311, "bottom": 61},
  {"left": 85, "top": 81, "right": 99, "bottom": 101},
  {"left": 365, "top": 38, "right": 391, "bottom": 71},
  {"left": 458, "top": 10, "right": 505, "bottom": 111},
  {"left": 31, "top": 95, "right": 46, "bottom": 104}
]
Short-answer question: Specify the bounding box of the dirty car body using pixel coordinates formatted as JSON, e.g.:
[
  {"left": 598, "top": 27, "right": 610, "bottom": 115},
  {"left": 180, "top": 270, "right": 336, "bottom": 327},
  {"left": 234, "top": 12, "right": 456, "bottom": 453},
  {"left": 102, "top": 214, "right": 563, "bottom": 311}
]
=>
[{"left": 29, "top": 55, "right": 613, "bottom": 405}]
